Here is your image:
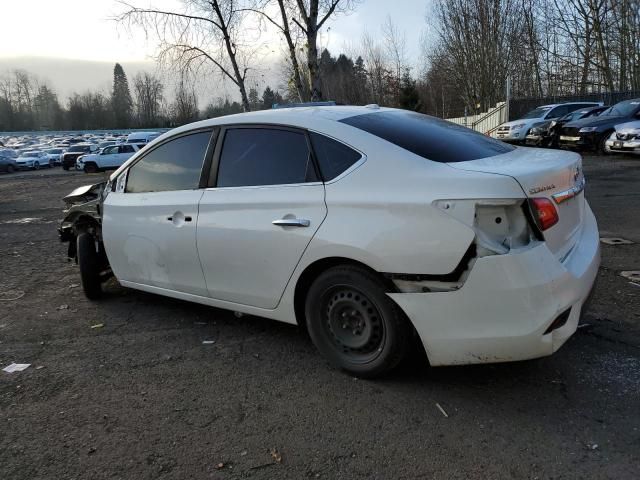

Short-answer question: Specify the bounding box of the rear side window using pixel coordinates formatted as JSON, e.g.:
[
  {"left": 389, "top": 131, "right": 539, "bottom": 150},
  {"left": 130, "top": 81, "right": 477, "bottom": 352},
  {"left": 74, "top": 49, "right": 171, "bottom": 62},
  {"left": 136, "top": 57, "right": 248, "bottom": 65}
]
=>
[
  {"left": 216, "top": 128, "right": 317, "bottom": 187},
  {"left": 310, "top": 133, "right": 361, "bottom": 180},
  {"left": 126, "top": 131, "right": 211, "bottom": 193},
  {"left": 120, "top": 145, "right": 135, "bottom": 153},
  {"left": 339, "top": 111, "right": 513, "bottom": 162}
]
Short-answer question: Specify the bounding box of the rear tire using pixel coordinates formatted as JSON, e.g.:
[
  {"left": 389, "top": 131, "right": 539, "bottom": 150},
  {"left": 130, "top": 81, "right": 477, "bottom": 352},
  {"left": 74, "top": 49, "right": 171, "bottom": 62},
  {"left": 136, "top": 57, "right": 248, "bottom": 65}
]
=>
[
  {"left": 305, "top": 265, "right": 411, "bottom": 378},
  {"left": 6, "top": 164, "right": 14, "bottom": 173},
  {"left": 33, "top": 161, "right": 40, "bottom": 170},
  {"left": 77, "top": 233, "right": 102, "bottom": 300},
  {"left": 63, "top": 165, "right": 69, "bottom": 171}
]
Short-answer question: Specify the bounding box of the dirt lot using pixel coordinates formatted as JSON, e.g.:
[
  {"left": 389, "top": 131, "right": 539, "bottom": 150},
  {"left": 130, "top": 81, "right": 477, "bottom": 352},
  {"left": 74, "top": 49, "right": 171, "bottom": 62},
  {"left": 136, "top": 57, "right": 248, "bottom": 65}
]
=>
[{"left": 1, "top": 156, "right": 639, "bottom": 479}]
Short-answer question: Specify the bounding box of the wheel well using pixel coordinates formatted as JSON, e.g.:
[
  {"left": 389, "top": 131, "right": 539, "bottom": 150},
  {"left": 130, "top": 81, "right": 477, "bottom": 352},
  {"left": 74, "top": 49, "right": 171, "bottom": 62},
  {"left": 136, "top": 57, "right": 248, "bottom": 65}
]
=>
[{"left": 293, "top": 257, "right": 396, "bottom": 330}]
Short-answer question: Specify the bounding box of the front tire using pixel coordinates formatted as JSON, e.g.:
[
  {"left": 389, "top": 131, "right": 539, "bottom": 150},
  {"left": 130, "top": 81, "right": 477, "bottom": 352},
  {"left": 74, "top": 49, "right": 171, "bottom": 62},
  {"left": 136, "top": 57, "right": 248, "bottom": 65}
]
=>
[
  {"left": 598, "top": 131, "right": 613, "bottom": 154},
  {"left": 84, "top": 163, "right": 98, "bottom": 174},
  {"left": 305, "top": 265, "right": 411, "bottom": 378},
  {"left": 6, "top": 164, "right": 14, "bottom": 173},
  {"left": 77, "top": 233, "right": 102, "bottom": 300},
  {"left": 33, "top": 161, "right": 40, "bottom": 170}
]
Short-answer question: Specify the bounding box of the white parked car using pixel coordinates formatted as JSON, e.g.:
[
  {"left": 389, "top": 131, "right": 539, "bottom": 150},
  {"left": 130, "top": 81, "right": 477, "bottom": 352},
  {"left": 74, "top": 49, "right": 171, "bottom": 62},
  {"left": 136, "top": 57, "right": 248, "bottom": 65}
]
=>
[
  {"left": 44, "top": 148, "right": 65, "bottom": 166},
  {"left": 493, "top": 102, "right": 602, "bottom": 143},
  {"left": 76, "top": 144, "right": 144, "bottom": 173},
  {"left": 604, "top": 121, "right": 640, "bottom": 155},
  {"left": 59, "top": 106, "right": 600, "bottom": 378},
  {"left": 125, "top": 131, "right": 160, "bottom": 144},
  {"left": 15, "top": 150, "right": 51, "bottom": 170}
]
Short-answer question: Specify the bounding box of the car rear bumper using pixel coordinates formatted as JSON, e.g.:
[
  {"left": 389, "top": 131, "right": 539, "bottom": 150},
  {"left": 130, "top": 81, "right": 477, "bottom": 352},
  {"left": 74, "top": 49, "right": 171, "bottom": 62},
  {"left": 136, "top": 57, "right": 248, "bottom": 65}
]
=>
[{"left": 389, "top": 202, "right": 600, "bottom": 366}]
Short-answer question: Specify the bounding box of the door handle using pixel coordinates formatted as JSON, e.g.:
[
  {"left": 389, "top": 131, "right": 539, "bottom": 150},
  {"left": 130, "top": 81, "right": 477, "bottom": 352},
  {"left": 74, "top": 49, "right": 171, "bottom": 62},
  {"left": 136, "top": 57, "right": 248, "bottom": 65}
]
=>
[{"left": 272, "top": 218, "right": 310, "bottom": 227}]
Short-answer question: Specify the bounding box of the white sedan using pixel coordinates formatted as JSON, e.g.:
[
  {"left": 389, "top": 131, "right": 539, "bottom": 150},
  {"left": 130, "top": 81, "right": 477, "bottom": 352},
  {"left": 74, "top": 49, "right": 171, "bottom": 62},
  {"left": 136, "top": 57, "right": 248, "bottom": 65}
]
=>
[{"left": 59, "top": 106, "right": 600, "bottom": 377}]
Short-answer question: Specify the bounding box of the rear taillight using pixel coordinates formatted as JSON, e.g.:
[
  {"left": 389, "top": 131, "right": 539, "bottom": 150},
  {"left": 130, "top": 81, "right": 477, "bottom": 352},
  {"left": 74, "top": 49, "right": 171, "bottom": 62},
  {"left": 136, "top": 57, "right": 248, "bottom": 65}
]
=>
[{"left": 529, "top": 198, "right": 559, "bottom": 231}]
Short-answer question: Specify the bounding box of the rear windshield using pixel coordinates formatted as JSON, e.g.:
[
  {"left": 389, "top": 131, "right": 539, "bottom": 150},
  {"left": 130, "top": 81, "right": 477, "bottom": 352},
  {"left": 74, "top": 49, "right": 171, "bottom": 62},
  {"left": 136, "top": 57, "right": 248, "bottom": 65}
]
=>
[{"left": 339, "top": 111, "right": 514, "bottom": 162}]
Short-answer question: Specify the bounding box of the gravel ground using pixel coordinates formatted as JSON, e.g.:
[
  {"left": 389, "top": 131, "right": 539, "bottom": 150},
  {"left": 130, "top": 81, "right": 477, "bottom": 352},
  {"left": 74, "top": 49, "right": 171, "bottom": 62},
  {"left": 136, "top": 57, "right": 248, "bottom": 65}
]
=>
[{"left": 1, "top": 155, "right": 639, "bottom": 480}]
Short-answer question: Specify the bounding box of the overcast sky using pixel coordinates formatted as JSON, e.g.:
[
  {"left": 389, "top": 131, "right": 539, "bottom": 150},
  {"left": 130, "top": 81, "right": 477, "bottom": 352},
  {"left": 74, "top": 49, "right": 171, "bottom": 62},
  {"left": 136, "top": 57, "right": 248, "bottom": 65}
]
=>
[{"left": 0, "top": 0, "right": 432, "bottom": 102}]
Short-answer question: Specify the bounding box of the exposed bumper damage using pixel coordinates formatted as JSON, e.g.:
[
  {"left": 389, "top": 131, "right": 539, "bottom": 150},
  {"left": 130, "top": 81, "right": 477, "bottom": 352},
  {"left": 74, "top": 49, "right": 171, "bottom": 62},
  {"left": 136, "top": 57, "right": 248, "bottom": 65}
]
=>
[
  {"left": 58, "top": 182, "right": 105, "bottom": 258},
  {"left": 389, "top": 203, "right": 600, "bottom": 366}
]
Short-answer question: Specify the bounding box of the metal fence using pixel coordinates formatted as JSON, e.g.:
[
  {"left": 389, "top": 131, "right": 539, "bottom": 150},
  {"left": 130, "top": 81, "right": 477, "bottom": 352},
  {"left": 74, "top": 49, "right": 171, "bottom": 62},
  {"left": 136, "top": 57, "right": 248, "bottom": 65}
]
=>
[
  {"left": 445, "top": 103, "right": 508, "bottom": 135},
  {"left": 508, "top": 90, "right": 640, "bottom": 121}
]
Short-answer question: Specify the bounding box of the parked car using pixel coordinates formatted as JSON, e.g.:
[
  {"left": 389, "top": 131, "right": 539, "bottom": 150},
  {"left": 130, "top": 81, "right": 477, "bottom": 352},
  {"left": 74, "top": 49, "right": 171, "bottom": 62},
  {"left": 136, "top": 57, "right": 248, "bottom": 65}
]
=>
[
  {"left": 558, "top": 98, "right": 640, "bottom": 152},
  {"left": 525, "top": 106, "right": 608, "bottom": 148},
  {"left": 15, "top": 150, "right": 50, "bottom": 170},
  {"left": 59, "top": 106, "right": 599, "bottom": 378},
  {"left": 603, "top": 121, "right": 640, "bottom": 155},
  {"left": 0, "top": 148, "right": 18, "bottom": 159},
  {"left": 125, "top": 131, "right": 160, "bottom": 144},
  {"left": 492, "top": 102, "right": 602, "bottom": 143},
  {"left": 44, "top": 148, "right": 65, "bottom": 166},
  {"left": 61, "top": 144, "right": 99, "bottom": 170},
  {"left": 0, "top": 154, "right": 17, "bottom": 173},
  {"left": 77, "top": 144, "right": 144, "bottom": 173}
]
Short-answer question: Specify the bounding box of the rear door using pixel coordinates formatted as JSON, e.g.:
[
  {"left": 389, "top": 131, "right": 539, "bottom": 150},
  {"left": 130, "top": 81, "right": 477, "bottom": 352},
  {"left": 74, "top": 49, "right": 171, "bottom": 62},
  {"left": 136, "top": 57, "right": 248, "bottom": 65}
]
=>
[
  {"left": 103, "top": 130, "right": 214, "bottom": 296},
  {"left": 197, "top": 126, "right": 327, "bottom": 309},
  {"left": 114, "top": 144, "right": 136, "bottom": 167}
]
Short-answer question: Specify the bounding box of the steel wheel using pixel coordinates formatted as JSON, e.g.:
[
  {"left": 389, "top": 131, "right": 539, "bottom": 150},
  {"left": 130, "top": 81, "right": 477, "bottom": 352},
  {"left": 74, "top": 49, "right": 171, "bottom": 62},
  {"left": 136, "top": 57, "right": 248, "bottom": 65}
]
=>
[
  {"left": 322, "top": 285, "right": 385, "bottom": 364},
  {"left": 305, "top": 265, "right": 411, "bottom": 378}
]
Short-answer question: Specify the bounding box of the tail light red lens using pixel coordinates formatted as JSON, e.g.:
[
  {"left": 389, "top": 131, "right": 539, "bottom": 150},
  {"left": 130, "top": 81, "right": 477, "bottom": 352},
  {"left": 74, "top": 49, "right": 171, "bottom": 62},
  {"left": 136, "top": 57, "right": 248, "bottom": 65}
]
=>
[{"left": 529, "top": 198, "right": 559, "bottom": 231}]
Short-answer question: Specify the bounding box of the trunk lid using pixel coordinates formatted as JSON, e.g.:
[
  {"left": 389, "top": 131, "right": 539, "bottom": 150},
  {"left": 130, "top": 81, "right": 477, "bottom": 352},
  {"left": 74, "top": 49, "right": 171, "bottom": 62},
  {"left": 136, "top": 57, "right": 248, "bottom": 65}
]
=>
[{"left": 449, "top": 147, "right": 585, "bottom": 260}]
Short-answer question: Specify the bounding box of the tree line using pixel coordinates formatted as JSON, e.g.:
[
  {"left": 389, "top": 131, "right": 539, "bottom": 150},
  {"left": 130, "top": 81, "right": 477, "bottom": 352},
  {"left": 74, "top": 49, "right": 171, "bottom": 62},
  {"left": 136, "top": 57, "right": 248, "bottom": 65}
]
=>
[{"left": 2, "top": 0, "right": 637, "bottom": 131}]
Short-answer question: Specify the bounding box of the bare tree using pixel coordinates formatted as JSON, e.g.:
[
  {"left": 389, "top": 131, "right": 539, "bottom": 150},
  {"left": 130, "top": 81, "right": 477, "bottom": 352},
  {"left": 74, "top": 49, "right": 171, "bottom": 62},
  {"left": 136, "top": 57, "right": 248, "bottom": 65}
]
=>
[
  {"left": 133, "top": 72, "right": 165, "bottom": 127},
  {"left": 381, "top": 16, "right": 407, "bottom": 104},
  {"left": 117, "top": 0, "right": 256, "bottom": 111},
  {"left": 171, "top": 77, "right": 200, "bottom": 125}
]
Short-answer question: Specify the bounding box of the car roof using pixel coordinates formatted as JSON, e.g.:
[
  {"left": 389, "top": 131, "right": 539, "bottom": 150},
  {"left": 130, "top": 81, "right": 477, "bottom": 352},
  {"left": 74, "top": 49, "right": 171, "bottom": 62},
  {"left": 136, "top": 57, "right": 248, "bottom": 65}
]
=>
[
  {"left": 538, "top": 102, "right": 601, "bottom": 108},
  {"left": 166, "top": 105, "right": 385, "bottom": 137}
]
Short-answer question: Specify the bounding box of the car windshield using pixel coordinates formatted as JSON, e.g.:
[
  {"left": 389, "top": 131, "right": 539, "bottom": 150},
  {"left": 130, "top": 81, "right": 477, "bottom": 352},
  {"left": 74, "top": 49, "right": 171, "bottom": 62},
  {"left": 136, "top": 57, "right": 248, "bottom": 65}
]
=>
[
  {"left": 47, "top": 149, "right": 62, "bottom": 154},
  {"left": 600, "top": 100, "right": 640, "bottom": 117},
  {"left": 521, "top": 107, "right": 553, "bottom": 119},
  {"left": 68, "top": 145, "right": 88, "bottom": 152}
]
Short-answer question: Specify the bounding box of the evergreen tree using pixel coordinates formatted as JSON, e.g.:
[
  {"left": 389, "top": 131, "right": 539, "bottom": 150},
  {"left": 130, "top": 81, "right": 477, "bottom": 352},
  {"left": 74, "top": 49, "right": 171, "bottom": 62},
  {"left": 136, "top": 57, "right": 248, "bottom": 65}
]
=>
[
  {"left": 248, "top": 87, "right": 260, "bottom": 111},
  {"left": 399, "top": 69, "right": 421, "bottom": 111},
  {"left": 112, "top": 63, "right": 133, "bottom": 128}
]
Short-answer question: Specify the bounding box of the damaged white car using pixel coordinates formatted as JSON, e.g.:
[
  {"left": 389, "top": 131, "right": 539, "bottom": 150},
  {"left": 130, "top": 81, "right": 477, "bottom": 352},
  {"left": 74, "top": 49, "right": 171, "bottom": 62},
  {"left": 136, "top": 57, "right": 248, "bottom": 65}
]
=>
[{"left": 59, "top": 106, "right": 600, "bottom": 378}]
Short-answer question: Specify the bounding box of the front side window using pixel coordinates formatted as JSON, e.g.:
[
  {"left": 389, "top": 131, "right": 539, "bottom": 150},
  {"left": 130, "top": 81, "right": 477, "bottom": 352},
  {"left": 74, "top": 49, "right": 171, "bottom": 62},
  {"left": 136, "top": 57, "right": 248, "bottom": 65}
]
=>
[
  {"left": 126, "top": 131, "right": 211, "bottom": 193},
  {"left": 216, "top": 128, "right": 317, "bottom": 187}
]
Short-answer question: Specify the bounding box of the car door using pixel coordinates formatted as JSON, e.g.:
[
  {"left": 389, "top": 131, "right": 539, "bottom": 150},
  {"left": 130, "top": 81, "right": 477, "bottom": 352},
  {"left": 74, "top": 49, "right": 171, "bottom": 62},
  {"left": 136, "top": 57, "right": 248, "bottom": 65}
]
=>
[
  {"left": 197, "top": 126, "right": 327, "bottom": 309},
  {"left": 100, "top": 146, "right": 119, "bottom": 167},
  {"left": 115, "top": 144, "right": 136, "bottom": 167},
  {"left": 102, "top": 129, "right": 214, "bottom": 296}
]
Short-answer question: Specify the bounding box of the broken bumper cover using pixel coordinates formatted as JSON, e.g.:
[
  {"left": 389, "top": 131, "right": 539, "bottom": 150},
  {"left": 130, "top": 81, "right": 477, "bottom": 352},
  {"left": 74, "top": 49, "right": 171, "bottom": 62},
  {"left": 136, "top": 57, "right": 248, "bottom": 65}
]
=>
[{"left": 389, "top": 203, "right": 600, "bottom": 366}]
